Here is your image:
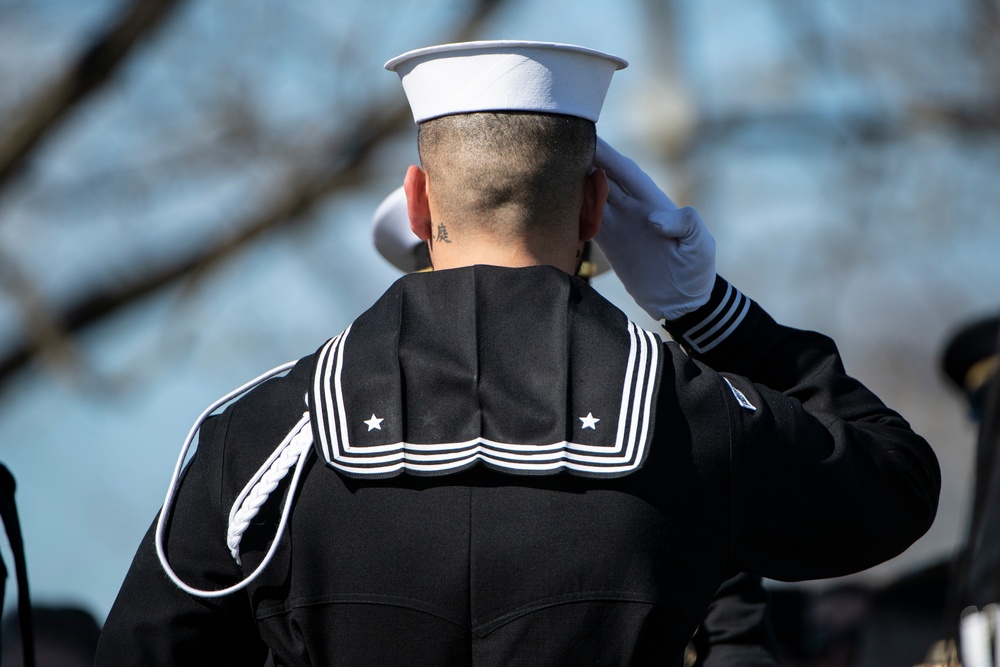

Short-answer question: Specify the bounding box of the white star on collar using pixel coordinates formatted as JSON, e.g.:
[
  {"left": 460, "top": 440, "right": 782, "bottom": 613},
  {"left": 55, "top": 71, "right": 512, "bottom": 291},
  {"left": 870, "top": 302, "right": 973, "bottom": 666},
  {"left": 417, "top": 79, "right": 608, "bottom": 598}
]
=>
[
  {"left": 579, "top": 412, "right": 600, "bottom": 430},
  {"left": 364, "top": 414, "right": 384, "bottom": 431}
]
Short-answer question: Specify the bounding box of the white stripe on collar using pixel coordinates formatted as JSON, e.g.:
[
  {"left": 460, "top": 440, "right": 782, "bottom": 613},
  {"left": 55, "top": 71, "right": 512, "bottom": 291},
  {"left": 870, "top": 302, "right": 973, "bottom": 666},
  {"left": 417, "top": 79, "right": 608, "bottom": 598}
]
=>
[{"left": 312, "top": 320, "right": 660, "bottom": 477}]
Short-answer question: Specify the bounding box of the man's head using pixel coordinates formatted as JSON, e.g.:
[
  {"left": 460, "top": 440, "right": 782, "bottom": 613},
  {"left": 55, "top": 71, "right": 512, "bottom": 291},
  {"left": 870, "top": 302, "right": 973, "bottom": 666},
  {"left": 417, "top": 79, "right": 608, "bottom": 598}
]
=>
[
  {"left": 409, "top": 111, "right": 600, "bottom": 268},
  {"left": 386, "top": 41, "right": 625, "bottom": 273}
]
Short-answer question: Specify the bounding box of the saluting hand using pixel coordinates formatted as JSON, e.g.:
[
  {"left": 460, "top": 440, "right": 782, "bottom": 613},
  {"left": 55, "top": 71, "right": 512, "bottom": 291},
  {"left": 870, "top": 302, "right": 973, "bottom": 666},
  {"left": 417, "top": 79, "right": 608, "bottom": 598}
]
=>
[{"left": 594, "top": 137, "right": 716, "bottom": 321}]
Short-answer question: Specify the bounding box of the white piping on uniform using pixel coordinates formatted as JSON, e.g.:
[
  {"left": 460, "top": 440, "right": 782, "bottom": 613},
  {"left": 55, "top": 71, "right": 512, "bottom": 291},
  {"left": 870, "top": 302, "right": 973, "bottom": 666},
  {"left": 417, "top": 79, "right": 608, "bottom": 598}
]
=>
[
  {"left": 157, "top": 314, "right": 663, "bottom": 596},
  {"left": 155, "top": 360, "right": 309, "bottom": 599},
  {"left": 312, "top": 319, "right": 660, "bottom": 476}
]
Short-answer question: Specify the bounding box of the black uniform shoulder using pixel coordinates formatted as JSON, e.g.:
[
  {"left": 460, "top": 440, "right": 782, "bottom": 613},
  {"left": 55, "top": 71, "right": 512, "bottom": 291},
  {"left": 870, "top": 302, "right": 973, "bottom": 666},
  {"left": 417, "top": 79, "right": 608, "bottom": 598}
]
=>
[
  {"left": 643, "top": 339, "right": 734, "bottom": 502},
  {"left": 192, "top": 353, "right": 317, "bottom": 506},
  {"left": 226, "top": 354, "right": 315, "bottom": 436},
  {"left": 660, "top": 338, "right": 740, "bottom": 439}
]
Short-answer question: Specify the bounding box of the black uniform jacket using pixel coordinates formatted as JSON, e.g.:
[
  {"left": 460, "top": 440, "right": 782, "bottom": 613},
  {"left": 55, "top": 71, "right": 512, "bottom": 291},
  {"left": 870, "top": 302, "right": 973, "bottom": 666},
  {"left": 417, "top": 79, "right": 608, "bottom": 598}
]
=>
[{"left": 96, "top": 265, "right": 940, "bottom": 666}]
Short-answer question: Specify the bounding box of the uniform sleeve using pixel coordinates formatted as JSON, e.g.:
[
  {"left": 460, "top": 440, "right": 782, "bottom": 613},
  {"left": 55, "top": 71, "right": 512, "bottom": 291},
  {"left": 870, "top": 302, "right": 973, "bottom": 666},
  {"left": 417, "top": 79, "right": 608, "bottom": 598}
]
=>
[
  {"left": 94, "top": 412, "right": 269, "bottom": 666},
  {"left": 663, "top": 276, "right": 941, "bottom": 581}
]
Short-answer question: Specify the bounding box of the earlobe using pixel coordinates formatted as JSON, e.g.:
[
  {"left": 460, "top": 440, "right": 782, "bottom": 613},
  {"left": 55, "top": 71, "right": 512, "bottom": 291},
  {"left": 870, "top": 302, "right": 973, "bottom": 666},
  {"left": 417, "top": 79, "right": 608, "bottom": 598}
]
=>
[
  {"left": 579, "top": 167, "right": 608, "bottom": 241},
  {"left": 404, "top": 165, "right": 432, "bottom": 241}
]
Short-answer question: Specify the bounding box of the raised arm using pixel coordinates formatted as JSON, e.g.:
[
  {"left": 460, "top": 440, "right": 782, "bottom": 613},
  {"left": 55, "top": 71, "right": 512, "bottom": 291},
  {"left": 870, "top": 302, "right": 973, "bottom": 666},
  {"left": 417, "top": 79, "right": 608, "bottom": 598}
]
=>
[{"left": 594, "top": 138, "right": 940, "bottom": 580}]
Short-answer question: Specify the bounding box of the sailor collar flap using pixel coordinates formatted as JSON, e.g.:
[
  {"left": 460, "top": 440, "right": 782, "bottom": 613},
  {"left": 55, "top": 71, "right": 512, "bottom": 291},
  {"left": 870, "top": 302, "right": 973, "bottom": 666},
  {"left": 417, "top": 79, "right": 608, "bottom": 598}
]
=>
[{"left": 309, "top": 265, "right": 662, "bottom": 479}]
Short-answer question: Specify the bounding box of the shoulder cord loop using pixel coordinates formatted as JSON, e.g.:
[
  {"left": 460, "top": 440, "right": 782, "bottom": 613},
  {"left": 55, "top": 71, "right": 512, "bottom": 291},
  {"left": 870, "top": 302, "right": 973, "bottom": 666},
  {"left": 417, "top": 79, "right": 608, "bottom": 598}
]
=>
[
  {"left": 226, "top": 413, "right": 312, "bottom": 564},
  {"left": 155, "top": 361, "right": 315, "bottom": 599}
]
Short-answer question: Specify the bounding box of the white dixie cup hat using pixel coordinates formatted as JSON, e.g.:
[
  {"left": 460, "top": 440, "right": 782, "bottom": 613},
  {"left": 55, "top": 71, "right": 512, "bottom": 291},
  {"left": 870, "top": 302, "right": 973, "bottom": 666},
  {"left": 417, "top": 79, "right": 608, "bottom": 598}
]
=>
[
  {"left": 377, "top": 40, "right": 625, "bottom": 275},
  {"left": 384, "top": 40, "right": 628, "bottom": 123}
]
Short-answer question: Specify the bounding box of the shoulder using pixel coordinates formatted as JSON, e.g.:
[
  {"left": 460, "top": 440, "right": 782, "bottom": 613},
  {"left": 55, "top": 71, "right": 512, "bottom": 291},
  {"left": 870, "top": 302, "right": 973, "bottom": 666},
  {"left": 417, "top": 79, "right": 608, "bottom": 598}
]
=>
[
  {"left": 191, "top": 353, "right": 318, "bottom": 504},
  {"left": 648, "top": 340, "right": 736, "bottom": 474},
  {"left": 226, "top": 354, "right": 316, "bottom": 433},
  {"left": 659, "top": 339, "right": 737, "bottom": 421}
]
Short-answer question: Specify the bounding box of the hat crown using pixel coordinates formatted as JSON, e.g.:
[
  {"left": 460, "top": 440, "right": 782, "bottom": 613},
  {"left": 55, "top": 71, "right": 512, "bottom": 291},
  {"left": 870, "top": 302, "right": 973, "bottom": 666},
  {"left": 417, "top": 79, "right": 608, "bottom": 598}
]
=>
[{"left": 386, "top": 40, "right": 627, "bottom": 123}]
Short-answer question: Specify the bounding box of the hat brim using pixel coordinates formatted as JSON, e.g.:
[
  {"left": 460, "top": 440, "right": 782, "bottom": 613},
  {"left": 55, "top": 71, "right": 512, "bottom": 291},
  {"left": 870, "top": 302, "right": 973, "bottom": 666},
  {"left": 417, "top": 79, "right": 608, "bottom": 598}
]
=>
[
  {"left": 386, "top": 40, "right": 627, "bottom": 123},
  {"left": 385, "top": 40, "right": 628, "bottom": 72}
]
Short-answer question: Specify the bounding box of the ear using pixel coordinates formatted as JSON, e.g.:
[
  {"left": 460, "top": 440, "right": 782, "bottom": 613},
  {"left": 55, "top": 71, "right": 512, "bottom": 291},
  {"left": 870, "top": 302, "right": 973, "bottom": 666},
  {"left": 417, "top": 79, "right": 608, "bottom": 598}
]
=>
[
  {"left": 579, "top": 167, "right": 608, "bottom": 241},
  {"left": 404, "top": 165, "right": 432, "bottom": 241}
]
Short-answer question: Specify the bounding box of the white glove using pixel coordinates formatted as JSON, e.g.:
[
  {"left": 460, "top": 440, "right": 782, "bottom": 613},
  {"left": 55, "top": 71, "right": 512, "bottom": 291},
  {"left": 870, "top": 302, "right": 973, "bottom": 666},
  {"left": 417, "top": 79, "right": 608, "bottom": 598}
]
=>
[{"left": 594, "top": 137, "right": 716, "bottom": 321}]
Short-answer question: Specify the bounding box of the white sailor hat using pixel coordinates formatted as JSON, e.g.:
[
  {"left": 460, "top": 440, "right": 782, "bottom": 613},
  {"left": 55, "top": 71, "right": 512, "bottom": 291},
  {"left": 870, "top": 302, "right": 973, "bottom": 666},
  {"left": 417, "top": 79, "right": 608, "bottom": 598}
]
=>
[
  {"left": 385, "top": 40, "right": 627, "bottom": 123},
  {"left": 371, "top": 185, "right": 611, "bottom": 277}
]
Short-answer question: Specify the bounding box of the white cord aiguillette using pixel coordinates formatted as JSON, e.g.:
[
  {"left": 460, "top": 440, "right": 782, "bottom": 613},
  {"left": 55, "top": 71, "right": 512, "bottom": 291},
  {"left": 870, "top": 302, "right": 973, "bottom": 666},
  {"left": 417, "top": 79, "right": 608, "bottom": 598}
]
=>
[{"left": 155, "top": 361, "right": 315, "bottom": 598}]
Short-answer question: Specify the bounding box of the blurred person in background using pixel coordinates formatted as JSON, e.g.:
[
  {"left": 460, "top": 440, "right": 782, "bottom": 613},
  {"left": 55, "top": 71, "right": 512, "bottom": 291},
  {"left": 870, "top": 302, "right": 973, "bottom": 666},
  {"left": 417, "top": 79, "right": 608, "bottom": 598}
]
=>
[
  {"left": 942, "top": 314, "right": 1000, "bottom": 667},
  {"left": 841, "top": 313, "right": 1000, "bottom": 667},
  {"left": 1, "top": 604, "right": 101, "bottom": 667}
]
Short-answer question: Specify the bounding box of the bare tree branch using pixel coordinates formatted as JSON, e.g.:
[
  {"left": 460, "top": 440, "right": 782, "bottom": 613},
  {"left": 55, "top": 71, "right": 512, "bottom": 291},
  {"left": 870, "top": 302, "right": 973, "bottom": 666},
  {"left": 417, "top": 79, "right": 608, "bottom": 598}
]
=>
[
  {"left": 0, "top": 104, "right": 406, "bottom": 389},
  {"left": 0, "top": 0, "right": 186, "bottom": 192},
  {"left": 0, "top": 0, "right": 508, "bottom": 392},
  {"left": 0, "top": 246, "right": 81, "bottom": 370},
  {"left": 677, "top": 103, "right": 1000, "bottom": 162}
]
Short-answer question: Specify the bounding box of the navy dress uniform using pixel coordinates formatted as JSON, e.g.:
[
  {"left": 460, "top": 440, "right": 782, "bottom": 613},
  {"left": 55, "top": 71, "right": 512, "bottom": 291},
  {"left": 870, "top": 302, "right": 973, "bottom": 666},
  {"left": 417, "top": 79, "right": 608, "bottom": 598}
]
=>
[
  {"left": 371, "top": 157, "right": 779, "bottom": 667},
  {"left": 95, "top": 41, "right": 940, "bottom": 666}
]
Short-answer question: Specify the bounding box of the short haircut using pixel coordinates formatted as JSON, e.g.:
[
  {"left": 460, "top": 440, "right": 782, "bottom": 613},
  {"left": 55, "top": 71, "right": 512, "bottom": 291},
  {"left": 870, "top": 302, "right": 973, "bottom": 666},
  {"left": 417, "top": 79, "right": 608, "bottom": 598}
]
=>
[{"left": 417, "top": 112, "right": 596, "bottom": 241}]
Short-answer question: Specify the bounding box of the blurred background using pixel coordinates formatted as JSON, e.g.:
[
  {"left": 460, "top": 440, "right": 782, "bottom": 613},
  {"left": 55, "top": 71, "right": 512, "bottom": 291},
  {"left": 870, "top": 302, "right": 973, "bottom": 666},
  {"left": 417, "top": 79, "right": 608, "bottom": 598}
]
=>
[{"left": 0, "top": 0, "right": 998, "bottom": 664}]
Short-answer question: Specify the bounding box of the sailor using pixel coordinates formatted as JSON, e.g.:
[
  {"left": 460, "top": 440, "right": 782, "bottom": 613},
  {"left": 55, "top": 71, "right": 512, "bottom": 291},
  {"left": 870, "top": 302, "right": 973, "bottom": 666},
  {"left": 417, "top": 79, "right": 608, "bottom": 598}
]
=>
[
  {"left": 940, "top": 315, "right": 1000, "bottom": 667},
  {"left": 371, "top": 173, "right": 781, "bottom": 667},
  {"left": 95, "top": 40, "right": 940, "bottom": 666}
]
